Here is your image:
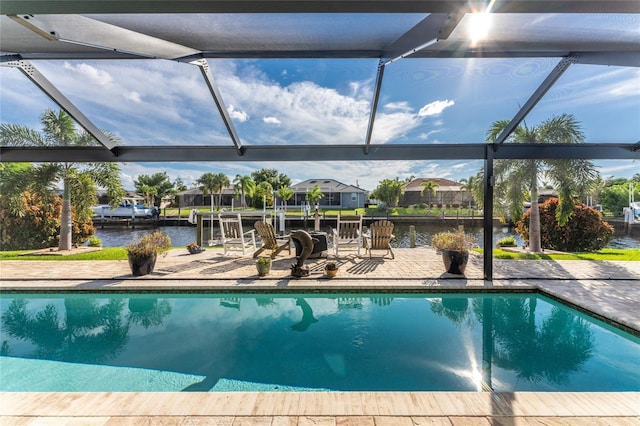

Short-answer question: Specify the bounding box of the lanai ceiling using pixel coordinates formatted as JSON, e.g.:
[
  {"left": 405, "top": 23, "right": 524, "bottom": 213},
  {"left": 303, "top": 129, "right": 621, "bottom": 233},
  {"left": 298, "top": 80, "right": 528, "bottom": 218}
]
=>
[{"left": 1, "top": 0, "right": 639, "bottom": 163}]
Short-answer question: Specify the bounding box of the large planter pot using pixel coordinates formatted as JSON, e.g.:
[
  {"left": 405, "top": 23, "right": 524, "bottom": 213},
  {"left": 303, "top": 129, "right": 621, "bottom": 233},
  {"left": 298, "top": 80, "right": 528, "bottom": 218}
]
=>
[
  {"left": 441, "top": 249, "right": 469, "bottom": 275},
  {"left": 128, "top": 253, "right": 157, "bottom": 276}
]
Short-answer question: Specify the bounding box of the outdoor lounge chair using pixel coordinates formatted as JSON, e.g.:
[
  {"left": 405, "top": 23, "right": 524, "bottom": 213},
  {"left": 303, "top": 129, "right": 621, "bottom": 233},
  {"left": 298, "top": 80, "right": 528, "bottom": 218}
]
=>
[
  {"left": 253, "top": 220, "right": 291, "bottom": 259},
  {"left": 331, "top": 214, "right": 363, "bottom": 256},
  {"left": 218, "top": 213, "right": 256, "bottom": 256},
  {"left": 364, "top": 220, "right": 395, "bottom": 259}
]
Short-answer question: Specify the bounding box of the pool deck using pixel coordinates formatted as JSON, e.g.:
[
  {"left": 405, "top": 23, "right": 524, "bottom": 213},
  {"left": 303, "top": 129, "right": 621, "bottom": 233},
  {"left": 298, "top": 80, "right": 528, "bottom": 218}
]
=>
[{"left": 1, "top": 247, "right": 639, "bottom": 425}]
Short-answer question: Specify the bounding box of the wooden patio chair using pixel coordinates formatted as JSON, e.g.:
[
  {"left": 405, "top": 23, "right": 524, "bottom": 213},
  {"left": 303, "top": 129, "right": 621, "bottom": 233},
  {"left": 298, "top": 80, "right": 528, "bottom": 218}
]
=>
[
  {"left": 253, "top": 220, "right": 291, "bottom": 259},
  {"left": 364, "top": 220, "right": 395, "bottom": 259},
  {"left": 331, "top": 214, "right": 363, "bottom": 256},
  {"left": 218, "top": 213, "right": 256, "bottom": 256}
]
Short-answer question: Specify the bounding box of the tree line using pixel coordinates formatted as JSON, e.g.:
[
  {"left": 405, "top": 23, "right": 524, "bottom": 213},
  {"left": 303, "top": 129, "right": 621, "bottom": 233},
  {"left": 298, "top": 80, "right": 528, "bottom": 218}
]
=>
[{"left": 1, "top": 109, "right": 637, "bottom": 252}]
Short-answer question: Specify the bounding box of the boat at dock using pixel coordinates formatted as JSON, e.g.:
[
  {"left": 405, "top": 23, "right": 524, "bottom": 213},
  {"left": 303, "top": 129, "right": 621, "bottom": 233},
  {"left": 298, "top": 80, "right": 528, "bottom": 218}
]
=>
[{"left": 92, "top": 198, "right": 158, "bottom": 219}]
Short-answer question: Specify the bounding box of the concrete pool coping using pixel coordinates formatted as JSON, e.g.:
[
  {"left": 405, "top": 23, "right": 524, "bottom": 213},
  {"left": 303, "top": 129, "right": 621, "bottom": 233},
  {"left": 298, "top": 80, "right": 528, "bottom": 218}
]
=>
[{"left": 1, "top": 249, "right": 639, "bottom": 423}]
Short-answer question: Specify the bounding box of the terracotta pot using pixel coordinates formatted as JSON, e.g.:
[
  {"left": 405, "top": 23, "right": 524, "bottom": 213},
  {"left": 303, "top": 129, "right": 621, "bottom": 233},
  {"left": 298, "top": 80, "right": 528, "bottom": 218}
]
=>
[
  {"left": 324, "top": 268, "right": 338, "bottom": 278},
  {"left": 128, "top": 253, "right": 157, "bottom": 276},
  {"left": 441, "top": 249, "right": 469, "bottom": 275}
]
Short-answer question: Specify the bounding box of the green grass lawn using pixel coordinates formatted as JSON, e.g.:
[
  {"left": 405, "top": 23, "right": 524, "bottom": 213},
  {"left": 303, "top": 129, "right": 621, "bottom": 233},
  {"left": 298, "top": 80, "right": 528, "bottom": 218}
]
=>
[
  {"left": 0, "top": 247, "right": 129, "bottom": 260},
  {"left": 477, "top": 247, "right": 640, "bottom": 261}
]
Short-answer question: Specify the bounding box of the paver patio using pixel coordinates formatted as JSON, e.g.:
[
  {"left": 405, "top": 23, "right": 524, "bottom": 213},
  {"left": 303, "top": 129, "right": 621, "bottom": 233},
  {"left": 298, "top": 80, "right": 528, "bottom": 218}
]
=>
[{"left": 1, "top": 247, "right": 638, "bottom": 424}]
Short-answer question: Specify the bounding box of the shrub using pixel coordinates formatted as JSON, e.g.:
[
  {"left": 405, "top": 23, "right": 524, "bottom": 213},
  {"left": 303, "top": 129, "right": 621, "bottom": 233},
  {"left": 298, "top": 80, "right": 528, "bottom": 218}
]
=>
[
  {"left": 0, "top": 190, "right": 95, "bottom": 250},
  {"left": 497, "top": 236, "right": 516, "bottom": 246},
  {"left": 0, "top": 190, "right": 60, "bottom": 250},
  {"left": 87, "top": 236, "right": 102, "bottom": 247},
  {"left": 431, "top": 229, "right": 476, "bottom": 251},
  {"left": 127, "top": 231, "right": 171, "bottom": 259},
  {"left": 515, "top": 198, "right": 614, "bottom": 252}
]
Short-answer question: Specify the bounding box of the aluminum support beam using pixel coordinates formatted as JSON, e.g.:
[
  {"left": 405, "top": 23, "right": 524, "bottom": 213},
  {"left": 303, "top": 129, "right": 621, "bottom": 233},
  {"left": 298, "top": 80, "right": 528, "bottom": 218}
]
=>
[
  {"left": 382, "top": 13, "right": 462, "bottom": 64},
  {"left": 5, "top": 60, "right": 117, "bottom": 152},
  {"left": 364, "top": 13, "right": 461, "bottom": 153},
  {"left": 364, "top": 61, "right": 385, "bottom": 155},
  {"left": 2, "top": 143, "right": 637, "bottom": 163},
  {"left": 494, "top": 55, "right": 577, "bottom": 145},
  {"left": 2, "top": 1, "right": 639, "bottom": 14},
  {"left": 577, "top": 52, "right": 640, "bottom": 68},
  {"left": 193, "top": 59, "right": 244, "bottom": 156},
  {"left": 8, "top": 14, "right": 200, "bottom": 60},
  {"left": 6, "top": 50, "right": 637, "bottom": 62},
  {"left": 483, "top": 146, "right": 494, "bottom": 281}
]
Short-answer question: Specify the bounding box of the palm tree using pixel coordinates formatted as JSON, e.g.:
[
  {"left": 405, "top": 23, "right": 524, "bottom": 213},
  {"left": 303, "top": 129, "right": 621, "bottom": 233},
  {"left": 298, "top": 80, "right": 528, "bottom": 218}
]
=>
[
  {"left": 137, "top": 184, "right": 158, "bottom": 207},
  {"left": 460, "top": 176, "right": 478, "bottom": 211},
  {"left": 276, "top": 186, "right": 294, "bottom": 208},
  {"left": 254, "top": 181, "right": 274, "bottom": 209},
  {"left": 420, "top": 180, "right": 439, "bottom": 211},
  {"left": 233, "top": 174, "right": 255, "bottom": 208},
  {"left": 371, "top": 178, "right": 405, "bottom": 207},
  {"left": 305, "top": 184, "right": 324, "bottom": 206},
  {"left": 486, "top": 114, "right": 597, "bottom": 253},
  {"left": 0, "top": 109, "right": 124, "bottom": 250},
  {"left": 214, "top": 173, "right": 230, "bottom": 208},
  {"left": 196, "top": 172, "right": 218, "bottom": 211}
]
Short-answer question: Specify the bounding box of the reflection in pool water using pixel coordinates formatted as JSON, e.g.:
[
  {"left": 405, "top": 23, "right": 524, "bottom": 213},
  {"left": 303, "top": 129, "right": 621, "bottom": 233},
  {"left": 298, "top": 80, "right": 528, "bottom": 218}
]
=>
[{"left": 1, "top": 293, "right": 638, "bottom": 392}]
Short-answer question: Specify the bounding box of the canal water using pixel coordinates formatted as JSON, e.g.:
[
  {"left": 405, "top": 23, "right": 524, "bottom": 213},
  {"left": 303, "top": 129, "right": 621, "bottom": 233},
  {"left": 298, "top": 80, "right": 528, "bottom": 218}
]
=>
[{"left": 94, "top": 222, "right": 638, "bottom": 249}]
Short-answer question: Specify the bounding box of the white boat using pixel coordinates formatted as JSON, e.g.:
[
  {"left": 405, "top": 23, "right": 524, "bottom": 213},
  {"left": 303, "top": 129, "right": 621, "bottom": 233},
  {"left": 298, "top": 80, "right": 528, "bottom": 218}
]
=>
[
  {"left": 622, "top": 183, "right": 640, "bottom": 224},
  {"left": 93, "top": 198, "right": 157, "bottom": 219}
]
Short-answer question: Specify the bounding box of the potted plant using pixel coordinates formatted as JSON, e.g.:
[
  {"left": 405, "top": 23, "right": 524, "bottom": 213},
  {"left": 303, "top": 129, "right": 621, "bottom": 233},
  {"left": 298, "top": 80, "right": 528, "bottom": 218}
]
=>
[
  {"left": 431, "top": 229, "right": 476, "bottom": 275},
  {"left": 324, "top": 261, "right": 339, "bottom": 278},
  {"left": 186, "top": 242, "right": 204, "bottom": 254},
  {"left": 126, "top": 231, "right": 171, "bottom": 276},
  {"left": 256, "top": 256, "right": 272, "bottom": 276}
]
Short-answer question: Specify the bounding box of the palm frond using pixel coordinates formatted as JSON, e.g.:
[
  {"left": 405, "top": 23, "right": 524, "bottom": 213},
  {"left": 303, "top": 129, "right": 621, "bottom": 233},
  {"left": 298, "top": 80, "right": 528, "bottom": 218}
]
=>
[{"left": 0, "top": 124, "right": 47, "bottom": 146}]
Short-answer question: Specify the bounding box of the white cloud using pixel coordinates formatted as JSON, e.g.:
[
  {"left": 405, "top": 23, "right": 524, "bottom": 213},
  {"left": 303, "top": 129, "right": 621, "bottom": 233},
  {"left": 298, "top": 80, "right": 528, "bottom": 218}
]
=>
[
  {"left": 418, "top": 99, "right": 455, "bottom": 117},
  {"left": 63, "top": 62, "right": 113, "bottom": 86},
  {"left": 418, "top": 129, "right": 444, "bottom": 140},
  {"left": 35, "top": 60, "right": 214, "bottom": 142},
  {"left": 263, "top": 116, "right": 281, "bottom": 124},
  {"left": 227, "top": 104, "right": 249, "bottom": 122},
  {"left": 384, "top": 101, "right": 413, "bottom": 112},
  {"left": 125, "top": 91, "right": 142, "bottom": 103}
]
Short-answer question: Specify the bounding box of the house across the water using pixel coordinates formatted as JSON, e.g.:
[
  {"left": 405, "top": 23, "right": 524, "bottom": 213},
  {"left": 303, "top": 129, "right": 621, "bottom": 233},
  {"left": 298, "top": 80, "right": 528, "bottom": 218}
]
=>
[{"left": 288, "top": 179, "right": 366, "bottom": 209}]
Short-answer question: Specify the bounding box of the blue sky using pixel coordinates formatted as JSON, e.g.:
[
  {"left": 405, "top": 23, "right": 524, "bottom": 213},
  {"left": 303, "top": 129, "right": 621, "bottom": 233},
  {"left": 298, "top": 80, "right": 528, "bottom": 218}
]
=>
[{"left": 1, "top": 55, "right": 639, "bottom": 190}]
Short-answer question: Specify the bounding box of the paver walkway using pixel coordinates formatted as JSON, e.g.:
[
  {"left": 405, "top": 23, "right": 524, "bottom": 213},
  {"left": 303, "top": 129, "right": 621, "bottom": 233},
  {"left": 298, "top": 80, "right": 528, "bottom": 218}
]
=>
[
  {"left": 1, "top": 248, "right": 639, "bottom": 424},
  {"left": 2, "top": 247, "right": 639, "bottom": 281}
]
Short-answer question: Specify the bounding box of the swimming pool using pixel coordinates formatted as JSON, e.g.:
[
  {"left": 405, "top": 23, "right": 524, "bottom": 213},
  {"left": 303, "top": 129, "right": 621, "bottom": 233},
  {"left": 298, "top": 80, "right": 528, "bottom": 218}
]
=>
[{"left": 1, "top": 292, "right": 638, "bottom": 392}]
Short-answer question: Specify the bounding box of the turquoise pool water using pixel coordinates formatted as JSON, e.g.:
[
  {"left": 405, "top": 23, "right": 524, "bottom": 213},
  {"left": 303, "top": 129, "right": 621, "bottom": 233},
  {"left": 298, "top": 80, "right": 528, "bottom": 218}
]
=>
[{"left": 1, "top": 292, "right": 638, "bottom": 392}]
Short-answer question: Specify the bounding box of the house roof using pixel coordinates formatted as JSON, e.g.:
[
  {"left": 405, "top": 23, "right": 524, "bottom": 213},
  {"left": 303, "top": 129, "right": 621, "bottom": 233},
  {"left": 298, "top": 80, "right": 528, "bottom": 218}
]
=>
[{"left": 290, "top": 179, "right": 366, "bottom": 193}]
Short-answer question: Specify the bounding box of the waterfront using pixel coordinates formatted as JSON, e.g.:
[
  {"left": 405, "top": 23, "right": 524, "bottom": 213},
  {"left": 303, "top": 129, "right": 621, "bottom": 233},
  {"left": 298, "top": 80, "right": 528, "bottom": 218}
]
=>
[{"left": 94, "top": 222, "right": 639, "bottom": 249}]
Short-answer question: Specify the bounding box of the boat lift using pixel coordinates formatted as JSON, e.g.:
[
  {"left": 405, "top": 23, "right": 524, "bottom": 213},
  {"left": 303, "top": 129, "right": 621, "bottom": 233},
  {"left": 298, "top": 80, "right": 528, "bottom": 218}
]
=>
[{"left": 622, "top": 183, "right": 640, "bottom": 225}]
